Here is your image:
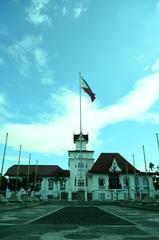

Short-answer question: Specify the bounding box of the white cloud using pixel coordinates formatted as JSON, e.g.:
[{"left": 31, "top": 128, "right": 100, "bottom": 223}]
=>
[
  {"left": 151, "top": 58, "right": 159, "bottom": 72},
  {"left": 1, "top": 73, "right": 159, "bottom": 155},
  {"left": 7, "top": 35, "right": 54, "bottom": 85},
  {"left": 26, "top": 0, "right": 51, "bottom": 26}
]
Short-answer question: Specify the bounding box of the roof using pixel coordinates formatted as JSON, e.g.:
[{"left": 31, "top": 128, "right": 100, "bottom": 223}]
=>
[
  {"left": 62, "top": 170, "right": 70, "bottom": 177},
  {"left": 73, "top": 133, "right": 88, "bottom": 143},
  {"left": 5, "top": 165, "right": 70, "bottom": 177},
  {"left": 89, "top": 153, "right": 140, "bottom": 174}
]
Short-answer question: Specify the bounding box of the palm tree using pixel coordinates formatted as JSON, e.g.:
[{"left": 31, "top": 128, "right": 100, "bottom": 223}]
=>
[{"left": 149, "top": 162, "right": 155, "bottom": 172}]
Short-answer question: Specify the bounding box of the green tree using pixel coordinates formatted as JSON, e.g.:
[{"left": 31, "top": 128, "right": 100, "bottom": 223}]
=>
[{"left": 0, "top": 175, "right": 8, "bottom": 191}]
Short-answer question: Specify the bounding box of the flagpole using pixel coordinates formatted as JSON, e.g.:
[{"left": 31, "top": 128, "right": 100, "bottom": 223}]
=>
[
  {"left": 79, "top": 72, "right": 82, "bottom": 183},
  {"left": 26, "top": 153, "right": 31, "bottom": 190},
  {"left": 132, "top": 154, "right": 137, "bottom": 198},
  {"left": 142, "top": 145, "right": 149, "bottom": 197},
  {"left": 79, "top": 72, "right": 82, "bottom": 134},
  {"left": 0, "top": 133, "right": 8, "bottom": 190},
  {"left": 15, "top": 145, "right": 22, "bottom": 193}
]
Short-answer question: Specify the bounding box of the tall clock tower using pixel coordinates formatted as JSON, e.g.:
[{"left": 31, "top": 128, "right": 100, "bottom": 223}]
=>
[{"left": 68, "top": 133, "right": 94, "bottom": 201}]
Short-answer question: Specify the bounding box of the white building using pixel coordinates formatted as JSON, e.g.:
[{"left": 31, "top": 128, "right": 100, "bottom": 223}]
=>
[{"left": 5, "top": 133, "right": 157, "bottom": 201}]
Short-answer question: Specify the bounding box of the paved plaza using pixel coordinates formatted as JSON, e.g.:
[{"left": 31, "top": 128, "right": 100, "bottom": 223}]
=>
[{"left": 0, "top": 203, "right": 159, "bottom": 240}]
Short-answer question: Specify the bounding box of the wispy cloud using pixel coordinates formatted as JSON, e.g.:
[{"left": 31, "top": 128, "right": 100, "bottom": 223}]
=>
[
  {"left": 1, "top": 73, "right": 159, "bottom": 154},
  {"left": 73, "top": 3, "right": 87, "bottom": 18},
  {"left": 62, "top": 6, "right": 67, "bottom": 16},
  {"left": 26, "top": 0, "right": 51, "bottom": 26},
  {"left": 156, "top": 2, "right": 159, "bottom": 11},
  {"left": 0, "top": 57, "right": 4, "bottom": 65},
  {"left": 7, "top": 35, "right": 54, "bottom": 85},
  {"left": 0, "top": 94, "right": 12, "bottom": 121},
  {"left": 8, "top": 35, "right": 42, "bottom": 77}
]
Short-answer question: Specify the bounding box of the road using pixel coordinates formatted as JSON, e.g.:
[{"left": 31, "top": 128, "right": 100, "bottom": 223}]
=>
[{"left": 0, "top": 204, "right": 159, "bottom": 240}]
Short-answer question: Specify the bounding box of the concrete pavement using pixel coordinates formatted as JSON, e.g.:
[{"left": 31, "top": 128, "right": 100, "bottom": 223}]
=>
[{"left": 0, "top": 204, "right": 159, "bottom": 240}]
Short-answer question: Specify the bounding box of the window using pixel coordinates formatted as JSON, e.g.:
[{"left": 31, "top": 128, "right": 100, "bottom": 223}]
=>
[
  {"left": 98, "top": 178, "right": 105, "bottom": 187},
  {"left": 109, "top": 173, "right": 121, "bottom": 189},
  {"left": 75, "top": 178, "right": 77, "bottom": 186},
  {"left": 48, "top": 179, "right": 54, "bottom": 190},
  {"left": 78, "top": 179, "right": 84, "bottom": 187},
  {"left": 60, "top": 179, "right": 66, "bottom": 190},
  {"left": 123, "top": 177, "right": 129, "bottom": 187},
  {"left": 78, "top": 163, "right": 84, "bottom": 168}
]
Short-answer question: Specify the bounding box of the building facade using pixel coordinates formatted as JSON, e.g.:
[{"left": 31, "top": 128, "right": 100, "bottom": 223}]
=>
[{"left": 5, "top": 133, "right": 158, "bottom": 201}]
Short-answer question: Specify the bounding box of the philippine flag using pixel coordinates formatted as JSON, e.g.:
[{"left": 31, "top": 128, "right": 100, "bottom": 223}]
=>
[{"left": 80, "top": 77, "right": 95, "bottom": 102}]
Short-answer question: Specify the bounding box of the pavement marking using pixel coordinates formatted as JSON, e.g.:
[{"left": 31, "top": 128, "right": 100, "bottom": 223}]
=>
[
  {"left": 24, "top": 206, "right": 65, "bottom": 225},
  {"left": 97, "top": 206, "right": 136, "bottom": 226},
  {"left": 30, "top": 206, "right": 134, "bottom": 225}
]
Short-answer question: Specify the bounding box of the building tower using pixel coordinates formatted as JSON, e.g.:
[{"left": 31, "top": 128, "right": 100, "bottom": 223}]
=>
[{"left": 68, "top": 133, "right": 94, "bottom": 201}]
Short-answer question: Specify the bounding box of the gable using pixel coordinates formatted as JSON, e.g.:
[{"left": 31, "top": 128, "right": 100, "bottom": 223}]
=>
[{"left": 89, "top": 153, "right": 140, "bottom": 174}]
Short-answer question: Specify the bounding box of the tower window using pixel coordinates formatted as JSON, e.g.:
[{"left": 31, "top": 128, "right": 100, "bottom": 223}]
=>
[
  {"left": 78, "top": 163, "right": 84, "bottom": 168},
  {"left": 78, "top": 179, "right": 84, "bottom": 187},
  {"left": 75, "top": 178, "right": 77, "bottom": 186}
]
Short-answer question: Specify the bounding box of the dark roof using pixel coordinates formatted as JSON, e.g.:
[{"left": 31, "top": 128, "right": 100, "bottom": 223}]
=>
[
  {"left": 5, "top": 165, "right": 70, "bottom": 177},
  {"left": 89, "top": 153, "right": 140, "bottom": 174},
  {"left": 62, "top": 170, "right": 70, "bottom": 177},
  {"left": 73, "top": 133, "right": 88, "bottom": 143}
]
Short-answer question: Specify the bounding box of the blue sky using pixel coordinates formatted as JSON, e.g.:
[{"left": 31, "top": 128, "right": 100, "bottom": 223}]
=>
[{"left": 1, "top": 0, "right": 159, "bottom": 174}]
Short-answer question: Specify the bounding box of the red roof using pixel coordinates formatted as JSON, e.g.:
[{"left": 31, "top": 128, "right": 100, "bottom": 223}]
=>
[
  {"left": 89, "top": 153, "right": 140, "bottom": 174},
  {"left": 5, "top": 165, "right": 70, "bottom": 177},
  {"left": 74, "top": 133, "right": 88, "bottom": 143}
]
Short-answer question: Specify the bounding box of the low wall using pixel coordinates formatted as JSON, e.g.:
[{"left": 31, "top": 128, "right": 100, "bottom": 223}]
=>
[
  {"left": 0, "top": 201, "right": 41, "bottom": 212},
  {"left": 119, "top": 200, "right": 159, "bottom": 211}
]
